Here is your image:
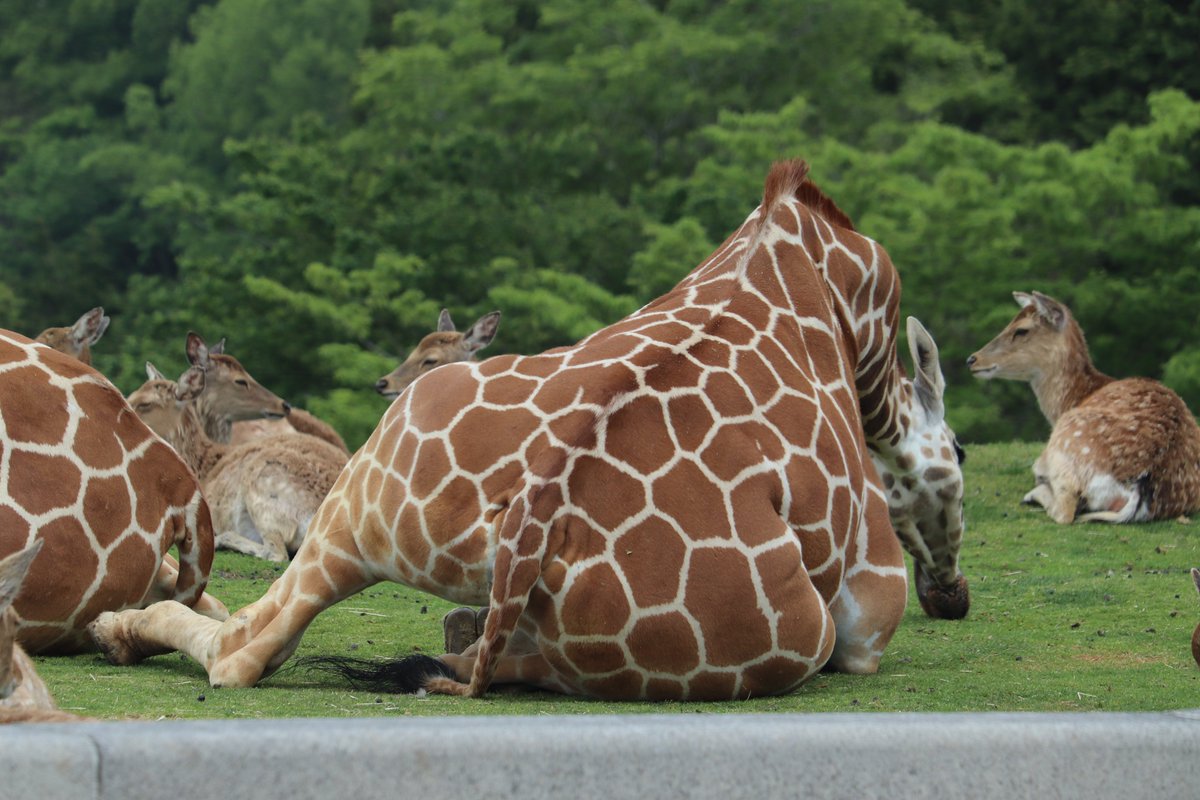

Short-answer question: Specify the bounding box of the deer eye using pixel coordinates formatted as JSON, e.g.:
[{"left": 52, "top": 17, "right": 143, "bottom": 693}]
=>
[
  {"left": 421, "top": 358, "right": 439, "bottom": 368},
  {"left": 134, "top": 403, "right": 154, "bottom": 414},
  {"left": 235, "top": 379, "right": 249, "bottom": 387},
  {"left": 1012, "top": 328, "right": 1029, "bottom": 339}
]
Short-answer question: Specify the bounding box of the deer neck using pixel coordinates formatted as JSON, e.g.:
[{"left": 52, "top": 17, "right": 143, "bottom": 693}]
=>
[
  {"left": 192, "top": 394, "right": 234, "bottom": 444},
  {"left": 1030, "top": 348, "right": 1112, "bottom": 425},
  {"left": 168, "top": 410, "right": 229, "bottom": 482}
]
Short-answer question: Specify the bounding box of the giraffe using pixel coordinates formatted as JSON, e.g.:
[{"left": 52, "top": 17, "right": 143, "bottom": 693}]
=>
[
  {"left": 1, "top": 540, "right": 87, "bottom": 723},
  {"left": 0, "top": 329, "right": 219, "bottom": 654},
  {"left": 34, "top": 307, "right": 110, "bottom": 367},
  {"left": 89, "top": 160, "right": 966, "bottom": 700},
  {"left": 374, "top": 309, "right": 501, "bottom": 399}
]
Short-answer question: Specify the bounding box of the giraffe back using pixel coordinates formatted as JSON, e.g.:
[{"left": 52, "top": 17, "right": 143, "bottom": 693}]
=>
[{"left": 0, "top": 330, "right": 214, "bottom": 653}]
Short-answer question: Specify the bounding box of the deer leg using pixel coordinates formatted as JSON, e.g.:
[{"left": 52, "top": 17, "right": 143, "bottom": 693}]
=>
[
  {"left": 91, "top": 518, "right": 376, "bottom": 688},
  {"left": 826, "top": 487, "right": 907, "bottom": 674},
  {"left": 1022, "top": 483, "right": 1053, "bottom": 508},
  {"left": 214, "top": 529, "right": 290, "bottom": 563}
]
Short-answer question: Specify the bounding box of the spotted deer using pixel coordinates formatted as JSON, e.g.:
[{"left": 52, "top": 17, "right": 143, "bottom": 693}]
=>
[
  {"left": 34, "top": 308, "right": 110, "bottom": 367},
  {"left": 374, "top": 309, "right": 501, "bottom": 399},
  {"left": 90, "top": 160, "right": 966, "bottom": 701},
  {"left": 1192, "top": 569, "right": 1200, "bottom": 668},
  {"left": 1, "top": 541, "right": 85, "bottom": 723},
  {"left": 968, "top": 291, "right": 1200, "bottom": 523},
  {"left": 129, "top": 361, "right": 349, "bottom": 563}
]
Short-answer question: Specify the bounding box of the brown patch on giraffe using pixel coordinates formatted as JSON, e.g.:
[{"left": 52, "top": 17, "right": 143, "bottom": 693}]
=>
[
  {"left": 561, "top": 562, "right": 630, "bottom": 636},
  {"left": 72, "top": 408, "right": 128, "bottom": 471},
  {"left": 511, "top": 354, "right": 560, "bottom": 380},
  {"left": 653, "top": 460, "right": 729, "bottom": 539},
  {"left": 605, "top": 396, "right": 672, "bottom": 475},
  {"left": 644, "top": 677, "right": 686, "bottom": 701},
  {"left": 431, "top": 555, "right": 465, "bottom": 587},
  {"left": 734, "top": 350, "right": 779, "bottom": 407},
  {"left": 563, "top": 640, "right": 627, "bottom": 674},
  {"left": 729, "top": 474, "right": 785, "bottom": 549},
  {"left": 79, "top": 536, "right": 157, "bottom": 621},
  {"left": 701, "top": 423, "right": 779, "bottom": 483},
  {"left": 705, "top": 372, "right": 755, "bottom": 418},
  {"left": 7, "top": 451, "right": 82, "bottom": 515},
  {"left": 409, "top": 439, "right": 453, "bottom": 499},
  {"left": 453, "top": 407, "right": 541, "bottom": 474},
  {"left": 83, "top": 476, "right": 133, "bottom": 546},
  {"left": 545, "top": 411, "right": 595, "bottom": 452},
  {"left": 716, "top": 315, "right": 756, "bottom": 347},
  {"left": 76, "top": 381, "right": 152, "bottom": 451},
  {"left": 693, "top": 337, "right": 734, "bottom": 370},
  {"left": 827, "top": 486, "right": 853, "bottom": 553},
  {"left": 567, "top": 456, "right": 646, "bottom": 532},
  {"left": 583, "top": 669, "right": 644, "bottom": 700},
  {"left": 742, "top": 655, "right": 809, "bottom": 697},
  {"left": 0, "top": 505, "right": 31, "bottom": 549},
  {"left": 396, "top": 505, "right": 430, "bottom": 569},
  {"left": 557, "top": 515, "right": 607, "bottom": 564},
  {"left": 389, "top": 430, "right": 420, "bottom": 476},
  {"left": 21, "top": 517, "right": 96, "bottom": 621},
  {"left": 629, "top": 611, "right": 700, "bottom": 674},
  {"left": 126, "top": 441, "right": 185, "bottom": 532},
  {"left": 614, "top": 516, "right": 685, "bottom": 607},
  {"left": 541, "top": 558, "right": 568, "bottom": 594},
  {"left": 481, "top": 374, "right": 540, "bottom": 406},
  {"left": 0, "top": 366, "right": 70, "bottom": 445},
  {"left": 684, "top": 547, "right": 770, "bottom": 667},
  {"left": 0, "top": 336, "right": 27, "bottom": 364},
  {"left": 687, "top": 671, "right": 737, "bottom": 700},
  {"left": 666, "top": 394, "right": 715, "bottom": 452},
  {"left": 480, "top": 461, "right": 523, "bottom": 499},
  {"left": 646, "top": 356, "right": 704, "bottom": 394},
  {"left": 764, "top": 391, "right": 818, "bottom": 447},
  {"left": 784, "top": 458, "right": 831, "bottom": 528}
]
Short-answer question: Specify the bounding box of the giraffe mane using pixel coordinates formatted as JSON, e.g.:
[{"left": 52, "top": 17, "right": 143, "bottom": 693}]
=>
[{"left": 762, "top": 158, "right": 857, "bottom": 232}]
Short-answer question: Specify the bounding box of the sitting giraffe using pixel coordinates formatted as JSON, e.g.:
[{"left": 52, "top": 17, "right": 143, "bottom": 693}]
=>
[
  {"left": 0, "top": 330, "right": 219, "bottom": 654},
  {"left": 374, "top": 309, "right": 501, "bottom": 400},
  {"left": 1, "top": 541, "right": 86, "bottom": 723},
  {"left": 968, "top": 291, "right": 1200, "bottom": 523},
  {"left": 129, "top": 361, "right": 349, "bottom": 563},
  {"left": 89, "top": 160, "right": 966, "bottom": 700},
  {"left": 34, "top": 307, "right": 110, "bottom": 367}
]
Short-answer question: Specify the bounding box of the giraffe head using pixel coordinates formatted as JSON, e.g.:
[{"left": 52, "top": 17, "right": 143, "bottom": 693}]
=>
[
  {"left": 375, "top": 309, "right": 501, "bottom": 399},
  {"left": 185, "top": 332, "right": 290, "bottom": 422},
  {"left": 874, "top": 317, "right": 969, "bottom": 620},
  {"left": 0, "top": 540, "right": 43, "bottom": 700},
  {"left": 34, "top": 307, "right": 110, "bottom": 366}
]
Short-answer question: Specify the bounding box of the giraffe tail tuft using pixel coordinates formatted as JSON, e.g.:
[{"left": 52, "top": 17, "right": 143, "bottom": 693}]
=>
[{"left": 290, "top": 653, "right": 455, "bottom": 694}]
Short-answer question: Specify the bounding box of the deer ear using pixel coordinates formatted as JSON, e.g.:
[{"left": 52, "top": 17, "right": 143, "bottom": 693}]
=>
[
  {"left": 437, "top": 309, "right": 456, "bottom": 332},
  {"left": 1192, "top": 568, "right": 1200, "bottom": 597},
  {"left": 0, "top": 539, "right": 43, "bottom": 613},
  {"left": 145, "top": 361, "right": 167, "bottom": 381},
  {"left": 1013, "top": 291, "right": 1035, "bottom": 309},
  {"left": 71, "top": 307, "right": 110, "bottom": 347},
  {"left": 185, "top": 332, "right": 210, "bottom": 368},
  {"left": 1029, "top": 291, "right": 1067, "bottom": 330},
  {"left": 463, "top": 311, "right": 501, "bottom": 353},
  {"left": 175, "top": 365, "right": 206, "bottom": 402},
  {"left": 907, "top": 316, "right": 945, "bottom": 421}
]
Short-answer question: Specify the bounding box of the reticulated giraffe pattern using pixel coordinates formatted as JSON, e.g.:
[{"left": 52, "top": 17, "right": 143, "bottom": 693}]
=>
[
  {"left": 89, "top": 160, "right": 966, "bottom": 700},
  {"left": 0, "top": 331, "right": 216, "bottom": 653}
]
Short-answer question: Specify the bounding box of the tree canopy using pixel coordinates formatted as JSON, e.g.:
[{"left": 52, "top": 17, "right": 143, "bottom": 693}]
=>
[{"left": 2, "top": 0, "right": 1197, "bottom": 448}]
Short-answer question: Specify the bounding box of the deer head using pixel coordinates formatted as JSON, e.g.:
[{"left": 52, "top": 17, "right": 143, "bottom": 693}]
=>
[
  {"left": 966, "top": 291, "right": 1081, "bottom": 382},
  {"left": 185, "top": 333, "right": 290, "bottom": 435},
  {"left": 0, "top": 540, "right": 44, "bottom": 701},
  {"left": 128, "top": 362, "right": 208, "bottom": 442},
  {"left": 375, "top": 309, "right": 501, "bottom": 399},
  {"left": 34, "top": 307, "right": 110, "bottom": 366}
]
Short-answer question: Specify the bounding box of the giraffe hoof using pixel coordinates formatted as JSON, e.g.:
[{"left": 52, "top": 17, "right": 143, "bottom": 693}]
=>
[
  {"left": 87, "top": 612, "right": 141, "bottom": 666},
  {"left": 443, "top": 607, "right": 479, "bottom": 654}
]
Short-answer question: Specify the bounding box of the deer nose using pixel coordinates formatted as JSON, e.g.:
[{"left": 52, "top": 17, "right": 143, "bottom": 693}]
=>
[
  {"left": 375, "top": 378, "right": 389, "bottom": 394},
  {"left": 965, "top": 354, "right": 977, "bottom": 367},
  {"left": 282, "top": 401, "right": 292, "bottom": 415}
]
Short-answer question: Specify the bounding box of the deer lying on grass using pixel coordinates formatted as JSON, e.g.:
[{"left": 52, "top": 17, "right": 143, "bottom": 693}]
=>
[
  {"left": 1, "top": 541, "right": 86, "bottom": 723},
  {"left": 186, "top": 333, "right": 352, "bottom": 456},
  {"left": 129, "top": 361, "right": 349, "bottom": 563},
  {"left": 1192, "top": 569, "right": 1200, "bottom": 668},
  {"left": 968, "top": 291, "right": 1200, "bottom": 523},
  {"left": 374, "top": 309, "right": 500, "bottom": 399},
  {"left": 34, "top": 307, "right": 110, "bottom": 366}
]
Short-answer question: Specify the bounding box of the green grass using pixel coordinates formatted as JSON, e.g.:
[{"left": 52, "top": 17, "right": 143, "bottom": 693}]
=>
[{"left": 32, "top": 442, "right": 1200, "bottom": 719}]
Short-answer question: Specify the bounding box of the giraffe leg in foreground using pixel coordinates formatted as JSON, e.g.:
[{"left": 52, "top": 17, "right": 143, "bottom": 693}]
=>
[{"left": 90, "top": 528, "right": 375, "bottom": 687}]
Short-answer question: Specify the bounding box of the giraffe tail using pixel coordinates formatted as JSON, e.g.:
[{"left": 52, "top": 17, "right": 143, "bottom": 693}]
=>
[{"left": 169, "top": 488, "right": 215, "bottom": 607}]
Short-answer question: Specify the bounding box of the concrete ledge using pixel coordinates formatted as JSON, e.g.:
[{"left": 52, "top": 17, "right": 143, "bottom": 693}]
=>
[{"left": 3, "top": 711, "right": 1199, "bottom": 799}]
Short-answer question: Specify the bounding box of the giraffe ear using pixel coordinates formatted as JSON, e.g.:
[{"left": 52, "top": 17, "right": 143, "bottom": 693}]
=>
[
  {"left": 175, "top": 365, "right": 206, "bottom": 402},
  {"left": 463, "top": 311, "right": 501, "bottom": 353},
  {"left": 0, "top": 539, "right": 43, "bottom": 613},
  {"left": 907, "top": 316, "right": 945, "bottom": 421},
  {"left": 437, "top": 309, "right": 456, "bottom": 332}
]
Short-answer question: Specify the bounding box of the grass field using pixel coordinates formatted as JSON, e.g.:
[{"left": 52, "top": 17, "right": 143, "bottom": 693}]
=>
[{"left": 31, "top": 441, "right": 1200, "bottom": 720}]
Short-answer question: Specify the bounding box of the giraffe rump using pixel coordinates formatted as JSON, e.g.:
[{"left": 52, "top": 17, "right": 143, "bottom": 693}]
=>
[{"left": 291, "top": 653, "right": 455, "bottom": 694}]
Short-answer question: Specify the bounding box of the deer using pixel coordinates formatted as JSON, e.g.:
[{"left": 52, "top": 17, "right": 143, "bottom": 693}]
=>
[
  {"left": 374, "top": 309, "right": 501, "bottom": 399},
  {"left": 968, "top": 291, "right": 1200, "bottom": 524},
  {"left": 129, "top": 360, "right": 349, "bottom": 563},
  {"left": 1, "top": 541, "right": 87, "bottom": 723},
  {"left": 34, "top": 307, "right": 110, "bottom": 366},
  {"left": 1192, "top": 569, "right": 1200, "bottom": 668},
  {"left": 185, "top": 333, "right": 352, "bottom": 456}
]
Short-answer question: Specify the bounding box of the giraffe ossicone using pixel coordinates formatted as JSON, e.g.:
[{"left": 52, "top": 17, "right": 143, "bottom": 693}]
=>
[{"left": 89, "top": 159, "right": 966, "bottom": 700}]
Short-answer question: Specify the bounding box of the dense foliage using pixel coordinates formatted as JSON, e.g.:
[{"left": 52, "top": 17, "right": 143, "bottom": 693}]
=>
[{"left": 2, "top": 0, "right": 1198, "bottom": 448}]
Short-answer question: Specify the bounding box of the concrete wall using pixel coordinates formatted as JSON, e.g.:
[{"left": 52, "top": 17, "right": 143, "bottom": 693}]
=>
[{"left": 3, "top": 710, "right": 1199, "bottom": 799}]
